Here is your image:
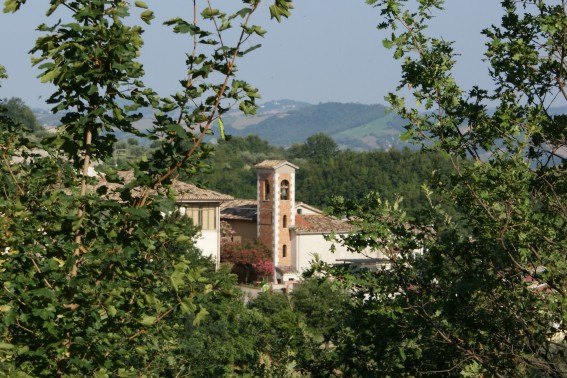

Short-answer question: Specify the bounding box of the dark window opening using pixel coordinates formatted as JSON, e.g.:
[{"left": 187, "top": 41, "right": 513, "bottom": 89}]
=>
[
  {"left": 281, "top": 180, "right": 289, "bottom": 200},
  {"left": 264, "top": 179, "right": 270, "bottom": 201}
]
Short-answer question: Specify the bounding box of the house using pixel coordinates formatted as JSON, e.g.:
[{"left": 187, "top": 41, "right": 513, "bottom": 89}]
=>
[
  {"left": 221, "top": 160, "right": 386, "bottom": 283},
  {"left": 173, "top": 180, "right": 233, "bottom": 268},
  {"left": 96, "top": 171, "right": 233, "bottom": 268}
]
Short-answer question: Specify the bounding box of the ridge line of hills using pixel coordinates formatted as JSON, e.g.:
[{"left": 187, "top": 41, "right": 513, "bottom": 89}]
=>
[
  {"left": 33, "top": 100, "right": 567, "bottom": 151},
  {"left": 33, "top": 100, "right": 411, "bottom": 151}
]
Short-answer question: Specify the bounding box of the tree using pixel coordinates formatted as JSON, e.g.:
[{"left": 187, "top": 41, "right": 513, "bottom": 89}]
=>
[
  {"left": 322, "top": 1, "right": 567, "bottom": 376},
  {"left": 126, "top": 137, "right": 139, "bottom": 146},
  {"left": 287, "top": 132, "right": 339, "bottom": 161},
  {"left": 0, "top": 0, "right": 292, "bottom": 375},
  {"left": 2, "top": 97, "right": 41, "bottom": 133}
]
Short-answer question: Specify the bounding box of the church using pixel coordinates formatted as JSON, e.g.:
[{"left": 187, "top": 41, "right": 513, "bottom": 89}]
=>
[{"left": 219, "top": 160, "right": 385, "bottom": 283}]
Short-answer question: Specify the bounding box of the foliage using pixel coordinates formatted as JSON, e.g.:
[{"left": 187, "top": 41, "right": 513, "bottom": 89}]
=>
[
  {"left": 248, "top": 291, "right": 309, "bottom": 375},
  {"left": 221, "top": 240, "right": 274, "bottom": 283},
  {"left": 291, "top": 277, "right": 349, "bottom": 338},
  {"left": 320, "top": 0, "right": 567, "bottom": 376},
  {"left": 245, "top": 278, "right": 352, "bottom": 377},
  {"left": 287, "top": 133, "right": 339, "bottom": 162},
  {"left": 0, "top": 0, "right": 292, "bottom": 376},
  {"left": 2, "top": 97, "right": 43, "bottom": 133},
  {"left": 292, "top": 146, "right": 452, "bottom": 218},
  {"left": 191, "top": 134, "right": 285, "bottom": 198},
  {"left": 192, "top": 133, "right": 452, "bottom": 220},
  {"left": 175, "top": 264, "right": 268, "bottom": 377}
]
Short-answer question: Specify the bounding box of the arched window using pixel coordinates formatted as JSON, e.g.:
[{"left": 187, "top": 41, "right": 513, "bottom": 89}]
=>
[
  {"left": 283, "top": 215, "right": 287, "bottom": 228},
  {"left": 281, "top": 180, "right": 289, "bottom": 200},
  {"left": 282, "top": 245, "right": 287, "bottom": 258},
  {"left": 263, "top": 179, "right": 270, "bottom": 201}
]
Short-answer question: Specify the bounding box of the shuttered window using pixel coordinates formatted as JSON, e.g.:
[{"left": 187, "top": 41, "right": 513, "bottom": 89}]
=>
[{"left": 183, "top": 204, "right": 217, "bottom": 230}]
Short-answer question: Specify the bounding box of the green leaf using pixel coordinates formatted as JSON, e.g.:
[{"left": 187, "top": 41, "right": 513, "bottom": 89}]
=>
[
  {"left": 140, "top": 315, "right": 156, "bottom": 326},
  {"left": 201, "top": 7, "right": 220, "bottom": 19},
  {"left": 399, "top": 130, "right": 413, "bottom": 142},
  {"left": 170, "top": 270, "right": 185, "bottom": 292},
  {"left": 0, "top": 342, "right": 14, "bottom": 350},
  {"left": 180, "top": 297, "right": 196, "bottom": 315},
  {"left": 134, "top": 0, "right": 148, "bottom": 9},
  {"left": 140, "top": 9, "right": 154, "bottom": 24},
  {"left": 217, "top": 117, "right": 225, "bottom": 140},
  {"left": 3, "top": 0, "right": 18, "bottom": 13},
  {"left": 269, "top": 1, "right": 293, "bottom": 23},
  {"left": 40, "top": 69, "right": 60, "bottom": 83},
  {"left": 106, "top": 305, "right": 117, "bottom": 317},
  {"left": 192, "top": 305, "right": 209, "bottom": 326},
  {"left": 382, "top": 38, "right": 394, "bottom": 49}
]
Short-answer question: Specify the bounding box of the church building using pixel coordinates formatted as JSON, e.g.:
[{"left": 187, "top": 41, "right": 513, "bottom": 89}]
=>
[{"left": 221, "top": 160, "right": 386, "bottom": 283}]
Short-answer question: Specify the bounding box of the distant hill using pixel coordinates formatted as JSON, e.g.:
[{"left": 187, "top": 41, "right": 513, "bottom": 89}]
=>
[
  {"left": 30, "top": 100, "right": 567, "bottom": 152},
  {"left": 223, "top": 102, "right": 411, "bottom": 150},
  {"left": 32, "top": 100, "right": 413, "bottom": 150}
]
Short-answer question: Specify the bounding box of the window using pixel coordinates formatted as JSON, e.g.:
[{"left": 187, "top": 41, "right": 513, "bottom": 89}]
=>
[
  {"left": 185, "top": 204, "right": 216, "bottom": 230},
  {"left": 283, "top": 215, "right": 287, "bottom": 228},
  {"left": 282, "top": 244, "right": 287, "bottom": 258},
  {"left": 263, "top": 179, "right": 270, "bottom": 201},
  {"left": 281, "top": 180, "right": 289, "bottom": 200}
]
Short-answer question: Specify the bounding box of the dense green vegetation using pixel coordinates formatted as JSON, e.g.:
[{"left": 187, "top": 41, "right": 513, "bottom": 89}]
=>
[
  {"left": 319, "top": 0, "right": 567, "bottom": 376},
  {"left": 192, "top": 135, "right": 286, "bottom": 199},
  {"left": 3, "top": 0, "right": 567, "bottom": 376},
  {"left": 0, "top": 0, "right": 294, "bottom": 376},
  {"left": 2, "top": 97, "right": 50, "bottom": 139},
  {"left": 194, "top": 133, "right": 452, "bottom": 218}
]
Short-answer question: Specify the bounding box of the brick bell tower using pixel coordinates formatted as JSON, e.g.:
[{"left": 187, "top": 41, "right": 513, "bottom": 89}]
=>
[{"left": 254, "top": 160, "right": 298, "bottom": 282}]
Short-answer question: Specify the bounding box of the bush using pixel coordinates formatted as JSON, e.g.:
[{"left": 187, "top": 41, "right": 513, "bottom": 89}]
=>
[{"left": 221, "top": 240, "right": 274, "bottom": 283}]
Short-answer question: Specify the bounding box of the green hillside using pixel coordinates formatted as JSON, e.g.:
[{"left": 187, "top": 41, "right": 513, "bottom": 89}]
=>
[
  {"left": 332, "top": 112, "right": 410, "bottom": 150},
  {"left": 34, "top": 101, "right": 411, "bottom": 151},
  {"left": 225, "top": 102, "right": 407, "bottom": 149}
]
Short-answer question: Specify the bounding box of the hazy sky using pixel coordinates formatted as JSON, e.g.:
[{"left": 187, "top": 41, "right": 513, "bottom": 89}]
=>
[{"left": 0, "top": 1, "right": 502, "bottom": 109}]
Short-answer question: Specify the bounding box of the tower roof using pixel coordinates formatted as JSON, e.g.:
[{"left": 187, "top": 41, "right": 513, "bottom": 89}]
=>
[{"left": 254, "top": 160, "right": 299, "bottom": 170}]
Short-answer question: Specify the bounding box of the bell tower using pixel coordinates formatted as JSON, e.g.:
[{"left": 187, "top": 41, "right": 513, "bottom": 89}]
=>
[{"left": 254, "top": 160, "right": 298, "bottom": 278}]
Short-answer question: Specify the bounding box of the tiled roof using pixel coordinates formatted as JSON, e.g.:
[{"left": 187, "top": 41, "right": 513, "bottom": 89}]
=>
[
  {"left": 293, "top": 214, "right": 353, "bottom": 234},
  {"left": 174, "top": 181, "right": 233, "bottom": 202},
  {"left": 220, "top": 199, "right": 257, "bottom": 221},
  {"left": 96, "top": 171, "right": 233, "bottom": 202},
  {"left": 254, "top": 160, "right": 299, "bottom": 170}
]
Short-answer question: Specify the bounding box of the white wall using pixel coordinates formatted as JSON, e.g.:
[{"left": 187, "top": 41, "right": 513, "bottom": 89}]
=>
[
  {"left": 194, "top": 229, "right": 220, "bottom": 264},
  {"left": 292, "top": 233, "right": 384, "bottom": 273}
]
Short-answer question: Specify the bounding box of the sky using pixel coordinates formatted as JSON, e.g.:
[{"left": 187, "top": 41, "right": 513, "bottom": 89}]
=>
[{"left": 0, "top": 1, "right": 503, "bottom": 109}]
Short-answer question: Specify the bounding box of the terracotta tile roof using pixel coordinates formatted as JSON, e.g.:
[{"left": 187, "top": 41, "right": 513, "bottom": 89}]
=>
[
  {"left": 254, "top": 160, "right": 299, "bottom": 170},
  {"left": 293, "top": 214, "right": 353, "bottom": 234},
  {"left": 96, "top": 171, "right": 233, "bottom": 202},
  {"left": 220, "top": 199, "right": 257, "bottom": 221}
]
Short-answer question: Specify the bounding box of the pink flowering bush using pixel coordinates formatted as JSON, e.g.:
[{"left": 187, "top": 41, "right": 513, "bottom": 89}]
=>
[{"left": 221, "top": 239, "right": 274, "bottom": 283}]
